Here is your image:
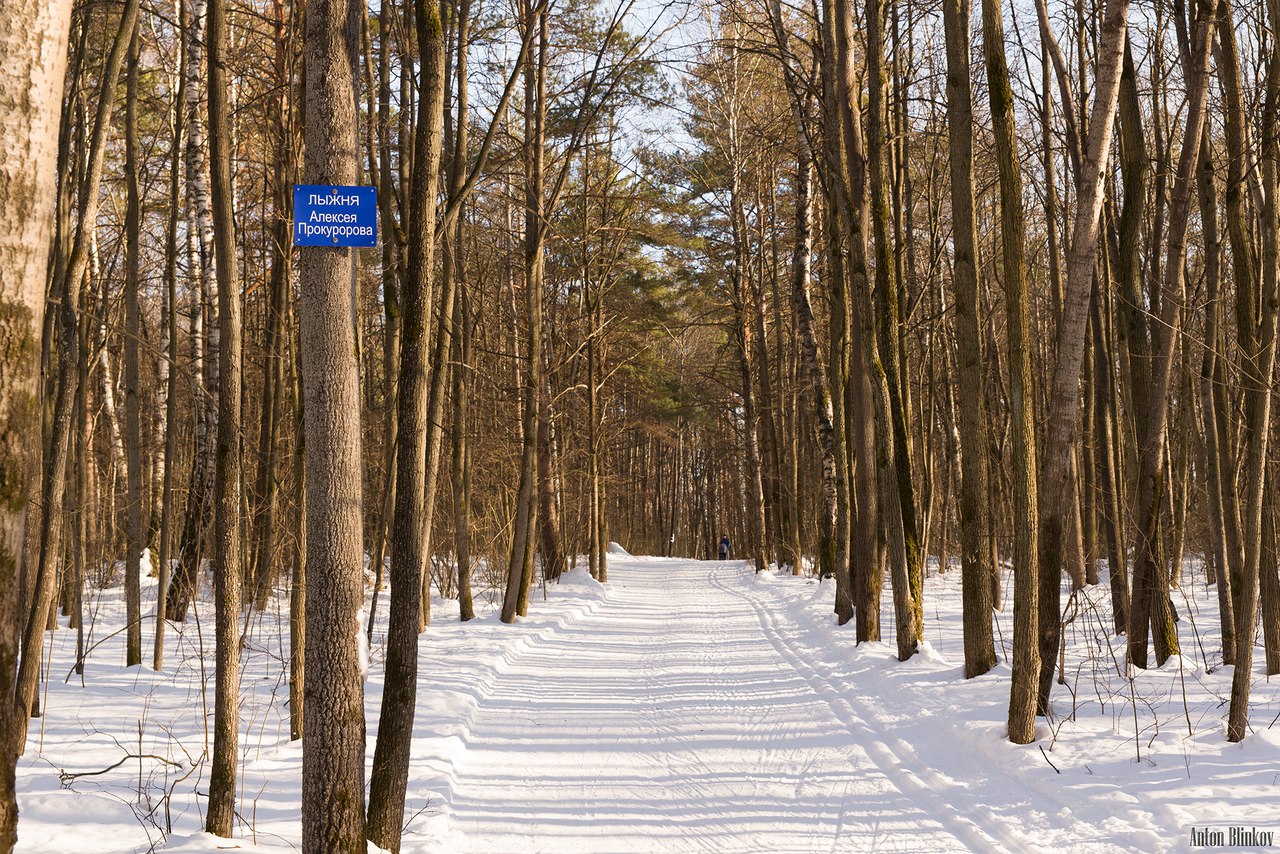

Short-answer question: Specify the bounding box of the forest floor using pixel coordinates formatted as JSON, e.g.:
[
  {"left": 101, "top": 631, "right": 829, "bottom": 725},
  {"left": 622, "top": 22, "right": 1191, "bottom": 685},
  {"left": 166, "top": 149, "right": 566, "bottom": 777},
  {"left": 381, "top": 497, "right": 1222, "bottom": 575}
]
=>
[{"left": 12, "top": 553, "right": 1280, "bottom": 853}]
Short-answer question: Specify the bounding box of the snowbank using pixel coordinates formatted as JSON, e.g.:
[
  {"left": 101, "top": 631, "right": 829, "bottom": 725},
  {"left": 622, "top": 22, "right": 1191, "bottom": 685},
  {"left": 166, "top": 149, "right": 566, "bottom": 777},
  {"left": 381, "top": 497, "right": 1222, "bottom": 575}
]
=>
[
  {"left": 16, "top": 562, "right": 615, "bottom": 852},
  {"left": 744, "top": 557, "right": 1280, "bottom": 851}
]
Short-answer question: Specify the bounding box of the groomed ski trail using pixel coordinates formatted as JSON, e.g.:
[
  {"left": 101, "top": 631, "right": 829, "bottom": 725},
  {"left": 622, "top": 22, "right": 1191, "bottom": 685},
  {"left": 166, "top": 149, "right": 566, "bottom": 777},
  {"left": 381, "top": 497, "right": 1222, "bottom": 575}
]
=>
[{"left": 434, "top": 557, "right": 1096, "bottom": 853}]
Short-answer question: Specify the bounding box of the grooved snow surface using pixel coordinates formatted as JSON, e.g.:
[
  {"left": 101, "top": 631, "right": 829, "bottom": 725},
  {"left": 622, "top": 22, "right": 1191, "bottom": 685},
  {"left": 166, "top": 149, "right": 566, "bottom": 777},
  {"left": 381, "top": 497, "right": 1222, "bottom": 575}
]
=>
[
  {"left": 442, "top": 560, "right": 1023, "bottom": 853},
  {"left": 15, "top": 556, "right": 1280, "bottom": 852}
]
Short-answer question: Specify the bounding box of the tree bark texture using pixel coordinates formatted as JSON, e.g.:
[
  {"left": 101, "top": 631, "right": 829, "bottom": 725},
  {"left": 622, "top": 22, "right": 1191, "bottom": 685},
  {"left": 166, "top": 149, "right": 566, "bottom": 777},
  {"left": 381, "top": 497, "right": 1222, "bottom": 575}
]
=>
[{"left": 298, "top": 0, "right": 368, "bottom": 848}]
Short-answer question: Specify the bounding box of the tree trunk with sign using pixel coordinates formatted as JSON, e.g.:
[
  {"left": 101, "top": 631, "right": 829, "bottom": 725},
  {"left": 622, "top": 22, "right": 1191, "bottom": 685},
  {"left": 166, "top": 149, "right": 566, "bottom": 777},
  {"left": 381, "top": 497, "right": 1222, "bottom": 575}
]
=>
[{"left": 298, "top": 0, "right": 369, "bottom": 849}]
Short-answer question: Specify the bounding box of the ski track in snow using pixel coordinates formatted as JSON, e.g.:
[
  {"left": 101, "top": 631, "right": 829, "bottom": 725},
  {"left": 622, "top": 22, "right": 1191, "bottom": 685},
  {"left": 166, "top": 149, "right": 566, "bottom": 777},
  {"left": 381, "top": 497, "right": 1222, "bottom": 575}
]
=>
[
  {"left": 17, "top": 554, "right": 1277, "bottom": 853},
  {"left": 434, "top": 558, "right": 1077, "bottom": 853},
  {"left": 709, "top": 565, "right": 1159, "bottom": 854}
]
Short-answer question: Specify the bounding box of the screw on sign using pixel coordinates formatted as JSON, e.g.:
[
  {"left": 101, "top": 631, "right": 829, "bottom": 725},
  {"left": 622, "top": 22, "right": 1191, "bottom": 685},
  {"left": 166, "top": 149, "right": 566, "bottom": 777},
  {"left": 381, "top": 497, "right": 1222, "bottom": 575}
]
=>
[{"left": 292, "top": 185, "right": 378, "bottom": 248}]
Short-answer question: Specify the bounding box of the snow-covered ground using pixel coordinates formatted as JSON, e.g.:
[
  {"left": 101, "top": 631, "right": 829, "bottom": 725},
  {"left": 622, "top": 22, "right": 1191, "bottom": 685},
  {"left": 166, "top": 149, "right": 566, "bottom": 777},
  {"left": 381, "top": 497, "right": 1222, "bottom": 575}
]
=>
[{"left": 14, "top": 555, "right": 1280, "bottom": 852}]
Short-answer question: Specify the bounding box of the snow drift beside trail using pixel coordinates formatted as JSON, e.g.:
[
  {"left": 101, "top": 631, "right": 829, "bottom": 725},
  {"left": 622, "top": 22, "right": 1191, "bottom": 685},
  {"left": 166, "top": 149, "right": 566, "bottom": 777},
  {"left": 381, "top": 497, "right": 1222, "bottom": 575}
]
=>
[
  {"left": 742, "top": 558, "right": 1280, "bottom": 854},
  {"left": 606, "top": 541, "right": 631, "bottom": 555},
  {"left": 556, "top": 566, "right": 603, "bottom": 588}
]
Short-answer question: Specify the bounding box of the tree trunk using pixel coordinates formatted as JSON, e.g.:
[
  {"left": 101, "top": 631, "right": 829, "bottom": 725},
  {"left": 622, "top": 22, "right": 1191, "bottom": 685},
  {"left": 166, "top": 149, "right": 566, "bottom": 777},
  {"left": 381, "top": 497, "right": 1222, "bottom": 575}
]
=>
[
  {"left": 981, "top": 0, "right": 1039, "bottom": 742},
  {"left": 298, "top": 0, "right": 368, "bottom": 847},
  {"left": 592, "top": 281, "right": 609, "bottom": 584},
  {"left": 788, "top": 142, "right": 841, "bottom": 598},
  {"left": 289, "top": 308, "right": 306, "bottom": 742},
  {"left": 537, "top": 372, "right": 566, "bottom": 580},
  {"left": 366, "top": 0, "right": 401, "bottom": 642},
  {"left": 749, "top": 218, "right": 784, "bottom": 568},
  {"left": 1091, "top": 263, "right": 1129, "bottom": 635},
  {"left": 1034, "top": 0, "right": 1131, "bottom": 717},
  {"left": 1126, "top": 0, "right": 1215, "bottom": 670},
  {"left": 251, "top": 1, "right": 295, "bottom": 611},
  {"left": 832, "top": 0, "right": 904, "bottom": 656},
  {"left": 866, "top": 0, "right": 923, "bottom": 649},
  {"left": 452, "top": 276, "right": 475, "bottom": 619},
  {"left": 123, "top": 28, "right": 144, "bottom": 668},
  {"left": 728, "top": 95, "right": 767, "bottom": 575},
  {"left": 1212, "top": 0, "right": 1255, "bottom": 671},
  {"left": 205, "top": 0, "right": 244, "bottom": 835},
  {"left": 586, "top": 281, "right": 604, "bottom": 581},
  {"left": 502, "top": 2, "right": 547, "bottom": 622},
  {"left": 154, "top": 0, "right": 188, "bottom": 671},
  {"left": 366, "top": 0, "right": 447, "bottom": 844},
  {"left": 0, "top": 0, "right": 76, "bottom": 840},
  {"left": 167, "top": 0, "right": 219, "bottom": 621},
  {"left": 942, "top": 0, "right": 996, "bottom": 678},
  {"left": 16, "top": 0, "right": 140, "bottom": 743},
  {"left": 447, "top": 0, "right": 475, "bottom": 620},
  {"left": 1227, "top": 0, "right": 1280, "bottom": 742},
  {"left": 1260, "top": 475, "right": 1280, "bottom": 675}
]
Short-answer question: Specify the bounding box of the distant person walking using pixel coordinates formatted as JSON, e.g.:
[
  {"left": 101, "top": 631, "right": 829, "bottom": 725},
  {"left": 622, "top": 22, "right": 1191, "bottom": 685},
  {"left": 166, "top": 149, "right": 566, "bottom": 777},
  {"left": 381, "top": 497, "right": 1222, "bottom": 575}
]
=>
[{"left": 718, "top": 535, "right": 730, "bottom": 560}]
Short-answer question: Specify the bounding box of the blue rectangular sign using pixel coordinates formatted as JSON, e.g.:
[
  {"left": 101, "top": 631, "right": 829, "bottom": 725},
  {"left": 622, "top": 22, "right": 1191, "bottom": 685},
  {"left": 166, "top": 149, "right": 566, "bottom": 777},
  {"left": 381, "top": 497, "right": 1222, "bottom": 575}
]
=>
[{"left": 293, "top": 184, "right": 377, "bottom": 248}]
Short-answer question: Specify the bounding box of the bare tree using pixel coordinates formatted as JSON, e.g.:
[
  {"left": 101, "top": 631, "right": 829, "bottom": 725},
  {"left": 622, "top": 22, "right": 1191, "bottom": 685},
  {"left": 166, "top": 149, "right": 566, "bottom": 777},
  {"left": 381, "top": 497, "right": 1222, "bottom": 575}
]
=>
[
  {"left": 298, "top": 0, "right": 368, "bottom": 847},
  {"left": 1034, "top": 0, "right": 1132, "bottom": 714},
  {"left": 1125, "top": 0, "right": 1217, "bottom": 670},
  {"left": 980, "top": 0, "right": 1039, "bottom": 743},
  {"left": 205, "top": 0, "right": 243, "bottom": 835},
  {"left": 1227, "top": 0, "right": 1280, "bottom": 743},
  {"left": 123, "top": 27, "right": 143, "bottom": 669},
  {"left": 942, "top": 0, "right": 996, "bottom": 678}
]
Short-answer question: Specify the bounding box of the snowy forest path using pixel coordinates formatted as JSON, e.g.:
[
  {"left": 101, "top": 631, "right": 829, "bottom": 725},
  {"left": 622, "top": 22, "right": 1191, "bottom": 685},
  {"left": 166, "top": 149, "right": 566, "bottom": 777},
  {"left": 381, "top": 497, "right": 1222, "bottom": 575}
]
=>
[{"left": 437, "top": 557, "right": 1029, "bottom": 853}]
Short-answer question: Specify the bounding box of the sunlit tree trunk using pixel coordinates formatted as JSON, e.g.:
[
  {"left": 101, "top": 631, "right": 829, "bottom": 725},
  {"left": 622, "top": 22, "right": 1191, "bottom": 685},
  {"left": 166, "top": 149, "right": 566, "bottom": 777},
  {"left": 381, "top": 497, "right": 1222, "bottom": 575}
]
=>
[
  {"left": 16, "top": 0, "right": 140, "bottom": 743},
  {"left": 502, "top": 1, "right": 548, "bottom": 621},
  {"left": 298, "top": 0, "right": 369, "bottom": 847},
  {"left": 251, "top": 0, "right": 295, "bottom": 611},
  {"left": 1227, "top": 0, "right": 1280, "bottom": 743},
  {"left": 832, "top": 0, "right": 907, "bottom": 657},
  {"left": 154, "top": 0, "right": 187, "bottom": 671},
  {"left": 0, "top": 0, "right": 76, "bottom": 840},
  {"left": 205, "top": 0, "right": 244, "bottom": 835},
  {"left": 367, "top": 0, "right": 447, "bottom": 844},
  {"left": 981, "top": 0, "right": 1039, "bottom": 743},
  {"left": 1213, "top": 0, "right": 1255, "bottom": 672},
  {"left": 1035, "top": 0, "right": 1132, "bottom": 715},
  {"left": 168, "top": 0, "right": 218, "bottom": 621},
  {"left": 866, "top": 0, "right": 923, "bottom": 646},
  {"left": 726, "top": 55, "right": 767, "bottom": 574},
  {"left": 942, "top": 0, "right": 996, "bottom": 677}
]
